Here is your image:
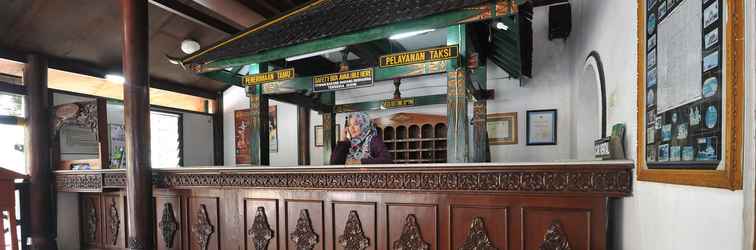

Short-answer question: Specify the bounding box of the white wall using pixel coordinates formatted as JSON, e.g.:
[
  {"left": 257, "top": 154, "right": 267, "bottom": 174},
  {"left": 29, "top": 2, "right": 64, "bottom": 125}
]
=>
[{"left": 566, "top": 1, "right": 752, "bottom": 249}]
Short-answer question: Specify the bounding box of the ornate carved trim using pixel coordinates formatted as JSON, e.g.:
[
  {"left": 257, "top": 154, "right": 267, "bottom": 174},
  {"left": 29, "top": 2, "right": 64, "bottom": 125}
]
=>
[
  {"left": 159, "top": 203, "right": 179, "bottom": 248},
  {"left": 459, "top": 217, "right": 497, "bottom": 250},
  {"left": 127, "top": 237, "right": 147, "bottom": 249},
  {"left": 248, "top": 207, "right": 274, "bottom": 250},
  {"left": 392, "top": 214, "right": 429, "bottom": 250},
  {"left": 192, "top": 204, "right": 215, "bottom": 250},
  {"left": 56, "top": 174, "right": 102, "bottom": 192},
  {"left": 107, "top": 198, "right": 120, "bottom": 245},
  {"left": 539, "top": 221, "right": 571, "bottom": 250},
  {"left": 85, "top": 199, "right": 97, "bottom": 243},
  {"left": 337, "top": 211, "right": 370, "bottom": 250},
  {"left": 290, "top": 209, "right": 318, "bottom": 250},
  {"left": 55, "top": 164, "right": 633, "bottom": 195}
]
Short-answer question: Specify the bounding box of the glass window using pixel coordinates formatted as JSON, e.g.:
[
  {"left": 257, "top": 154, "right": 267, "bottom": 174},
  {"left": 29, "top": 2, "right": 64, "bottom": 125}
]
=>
[
  {"left": 0, "top": 92, "right": 24, "bottom": 117},
  {"left": 0, "top": 124, "right": 26, "bottom": 174},
  {"left": 150, "top": 111, "right": 181, "bottom": 168}
]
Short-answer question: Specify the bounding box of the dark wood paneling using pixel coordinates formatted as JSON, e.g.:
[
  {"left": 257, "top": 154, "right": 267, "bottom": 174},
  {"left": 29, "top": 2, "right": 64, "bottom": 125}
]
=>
[
  {"left": 332, "top": 202, "right": 376, "bottom": 250},
  {"left": 189, "top": 197, "right": 220, "bottom": 250},
  {"left": 522, "top": 208, "right": 591, "bottom": 250},
  {"left": 450, "top": 205, "right": 509, "bottom": 250},
  {"left": 156, "top": 196, "right": 183, "bottom": 250},
  {"left": 80, "top": 194, "right": 102, "bottom": 248},
  {"left": 245, "top": 199, "right": 279, "bottom": 250},
  {"left": 102, "top": 194, "right": 126, "bottom": 248},
  {"left": 387, "top": 203, "right": 438, "bottom": 250},
  {"left": 285, "top": 200, "right": 324, "bottom": 250}
]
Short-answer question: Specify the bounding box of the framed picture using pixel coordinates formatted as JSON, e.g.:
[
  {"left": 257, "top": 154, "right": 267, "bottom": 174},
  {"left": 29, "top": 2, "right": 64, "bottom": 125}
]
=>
[
  {"left": 269, "top": 105, "right": 278, "bottom": 153},
  {"left": 314, "top": 125, "right": 323, "bottom": 147},
  {"left": 636, "top": 0, "right": 744, "bottom": 189},
  {"left": 526, "top": 109, "right": 557, "bottom": 146},
  {"left": 314, "top": 124, "right": 340, "bottom": 147},
  {"left": 486, "top": 112, "right": 518, "bottom": 145},
  {"left": 234, "top": 107, "right": 280, "bottom": 164}
]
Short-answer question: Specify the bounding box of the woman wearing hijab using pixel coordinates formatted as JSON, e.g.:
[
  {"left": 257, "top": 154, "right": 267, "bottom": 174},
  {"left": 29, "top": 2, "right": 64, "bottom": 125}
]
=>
[{"left": 330, "top": 112, "right": 393, "bottom": 165}]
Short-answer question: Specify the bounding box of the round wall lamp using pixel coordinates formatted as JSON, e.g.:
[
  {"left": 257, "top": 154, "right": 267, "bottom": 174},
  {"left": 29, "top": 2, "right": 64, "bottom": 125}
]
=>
[{"left": 180, "top": 39, "right": 201, "bottom": 54}]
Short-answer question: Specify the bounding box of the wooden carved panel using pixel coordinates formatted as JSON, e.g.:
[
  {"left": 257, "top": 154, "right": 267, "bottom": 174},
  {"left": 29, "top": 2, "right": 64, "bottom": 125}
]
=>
[
  {"left": 156, "top": 197, "right": 181, "bottom": 250},
  {"left": 190, "top": 197, "right": 219, "bottom": 250},
  {"left": 333, "top": 202, "right": 375, "bottom": 250},
  {"left": 387, "top": 204, "right": 437, "bottom": 250},
  {"left": 539, "top": 221, "right": 572, "bottom": 250},
  {"left": 522, "top": 208, "right": 589, "bottom": 250},
  {"left": 246, "top": 199, "right": 279, "bottom": 250},
  {"left": 81, "top": 194, "right": 101, "bottom": 247},
  {"left": 286, "top": 200, "right": 324, "bottom": 250},
  {"left": 450, "top": 206, "right": 508, "bottom": 250},
  {"left": 103, "top": 194, "right": 124, "bottom": 248}
]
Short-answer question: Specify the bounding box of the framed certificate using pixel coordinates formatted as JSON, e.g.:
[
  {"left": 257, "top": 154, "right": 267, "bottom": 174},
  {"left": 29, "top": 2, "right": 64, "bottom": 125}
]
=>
[
  {"left": 526, "top": 109, "right": 557, "bottom": 146},
  {"left": 487, "top": 112, "right": 518, "bottom": 145}
]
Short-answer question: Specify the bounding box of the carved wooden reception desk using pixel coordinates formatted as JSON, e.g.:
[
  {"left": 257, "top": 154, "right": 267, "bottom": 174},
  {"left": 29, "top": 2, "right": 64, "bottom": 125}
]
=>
[{"left": 54, "top": 161, "right": 632, "bottom": 250}]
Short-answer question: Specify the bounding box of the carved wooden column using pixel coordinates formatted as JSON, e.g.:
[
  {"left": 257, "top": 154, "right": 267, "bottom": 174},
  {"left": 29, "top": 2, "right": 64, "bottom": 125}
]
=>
[
  {"left": 298, "top": 106, "right": 311, "bottom": 165},
  {"left": 25, "top": 54, "right": 57, "bottom": 250},
  {"left": 322, "top": 112, "right": 336, "bottom": 165},
  {"left": 446, "top": 24, "right": 470, "bottom": 163},
  {"left": 121, "top": 0, "right": 155, "bottom": 248},
  {"left": 248, "top": 86, "right": 270, "bottom": 166}
]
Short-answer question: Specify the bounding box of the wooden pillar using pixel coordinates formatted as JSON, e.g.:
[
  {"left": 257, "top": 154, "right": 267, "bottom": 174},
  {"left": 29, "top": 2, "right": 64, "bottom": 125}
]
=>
[
  {"left": 471, "top": 54, "right": 489, "bottom": 163},
  {"left": 248, "top": 85, "right": 270, "bottom": 166},
  {"left": 25, "top": 54, "right": 57, "bottom": 250},
  {"left": 121, "top": 0, "right": 155, "bottom": 249},
  {"left": 447, "top": 24, "right": 469, "bottom": 163},
  {"left": 298, "top": 106, "right": 311, "bottom": 165},
  {"left": 322, "top": 112, "right": 336, "bottom": 165},
  {"left": 213, "top": 92, "right": 224, "bottom": 165}
]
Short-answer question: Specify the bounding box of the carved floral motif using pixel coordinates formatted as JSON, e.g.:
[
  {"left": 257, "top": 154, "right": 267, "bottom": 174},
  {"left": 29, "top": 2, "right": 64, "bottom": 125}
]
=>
[
  {"left": 539, "top": 221, "right": 571, "bottom": 250},
  {"left": 107, "top": 198, "right": 120, "bottom": 245},
  {"left": 337, "top": 211, "right": 370, "bottom": 250},
  {"left": 459, "top": 217, "right": 497, "bottom": 250},
  {"left": 159, "top": 203, "right": 179, "bottom": 248},
  {"left": 192, "top": 205, "right": 215, "bottom": 250},
  {"left": 248, "top": 207, "right": 274, "bottom": 250},
  {"left": 289, "top": 209, "right": 318, "bottom": 250},
  {"left": 392, "top": 214, "right": 429, "bottom": 250},
  {"left": 86, "top": 199, "right": 97, "bottom": 243}
]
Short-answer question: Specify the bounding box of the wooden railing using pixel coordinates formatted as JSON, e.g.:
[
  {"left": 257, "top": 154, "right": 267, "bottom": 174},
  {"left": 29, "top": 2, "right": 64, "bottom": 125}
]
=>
[{"left": 54, "top": 161, "right": 633, "bottom": 250}]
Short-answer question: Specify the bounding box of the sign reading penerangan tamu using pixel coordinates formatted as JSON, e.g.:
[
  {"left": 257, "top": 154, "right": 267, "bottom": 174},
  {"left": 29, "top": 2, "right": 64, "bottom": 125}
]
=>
[{"left": 312, "top": 68, "right": 373, "bottom": 92}]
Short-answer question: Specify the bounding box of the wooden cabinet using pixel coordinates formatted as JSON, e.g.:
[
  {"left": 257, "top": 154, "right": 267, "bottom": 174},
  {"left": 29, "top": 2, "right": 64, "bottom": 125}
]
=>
[
  {"left": 373, "top": 113, "right": 447, "bottom": 164},
  {"left": 58, "top": 162, "right": 632, "bottom": 250}
]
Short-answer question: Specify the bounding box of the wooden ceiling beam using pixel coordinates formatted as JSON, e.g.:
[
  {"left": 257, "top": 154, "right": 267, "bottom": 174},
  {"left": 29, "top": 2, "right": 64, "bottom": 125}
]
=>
[
  {"left": 530, "top": 0, "right": 568, "bottom": 7},
  {"left": 149, "top": 0, "right": 241, "bottom": 34},
  {"left": 238, "top": 0, "right": 281, "bottom": 19},
  {"left": 0, "top": 47, "right": 217, "bottom": 99}
]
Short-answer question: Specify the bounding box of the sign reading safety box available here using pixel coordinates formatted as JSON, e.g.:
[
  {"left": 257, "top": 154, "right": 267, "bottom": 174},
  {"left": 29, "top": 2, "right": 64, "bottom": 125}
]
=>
[{"left": 312, "top": 68, "right": 373, "bottom": 92}]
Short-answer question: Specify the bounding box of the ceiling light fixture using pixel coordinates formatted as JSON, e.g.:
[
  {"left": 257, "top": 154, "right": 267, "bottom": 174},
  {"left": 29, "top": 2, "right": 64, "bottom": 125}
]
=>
[
  {"left": 105, "top": 74, "right": 125, "bottom": 84},
  {"left": 495, "top": 22, "right": 510, "bottom": 31},
  {"left": 180, "top": 39, "right": 201, "bottom": 54},
  {"left": 285, "top": 47, "right": 346, "bottom": 62},
  {"left": 389, "top": 29, "right": 435, "bottom": 40}
]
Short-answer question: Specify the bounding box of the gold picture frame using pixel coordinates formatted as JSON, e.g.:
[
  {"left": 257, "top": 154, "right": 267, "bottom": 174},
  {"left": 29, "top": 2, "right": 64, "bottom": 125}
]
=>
[
  {"left": 636, "top": 0, "right": 744, "bottom": 189},
  {"left": 487, "top": 112, "right": 518, "bottom": 145}
]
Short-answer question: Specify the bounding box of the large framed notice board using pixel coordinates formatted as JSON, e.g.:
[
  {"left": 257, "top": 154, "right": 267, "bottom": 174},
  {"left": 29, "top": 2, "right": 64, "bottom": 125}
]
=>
[{"left": 637, "top": 0, "right": 744, "bottom": 189}]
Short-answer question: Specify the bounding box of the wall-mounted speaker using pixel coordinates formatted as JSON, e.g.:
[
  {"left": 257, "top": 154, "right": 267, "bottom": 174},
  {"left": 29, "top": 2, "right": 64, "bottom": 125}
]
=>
[{"left": 548, "top": 3, "right": 572, "bottom": 40}]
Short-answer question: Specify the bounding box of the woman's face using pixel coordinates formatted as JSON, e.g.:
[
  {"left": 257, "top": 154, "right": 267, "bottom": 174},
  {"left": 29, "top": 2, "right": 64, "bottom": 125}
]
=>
[{"left": 348, "top": 117, "right": 362, "bottom": 138}]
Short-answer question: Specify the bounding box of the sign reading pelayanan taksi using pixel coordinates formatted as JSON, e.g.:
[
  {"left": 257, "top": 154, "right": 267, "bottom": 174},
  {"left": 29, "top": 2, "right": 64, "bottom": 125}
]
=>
[
  {"left": 379, "top": 45, "right": 459, "bottom": 68},
  {"left": 312, "top": 68, "right": 373, "bottom": 92},
  {"left": 242, "top": 68, "right": 295, "bottom": 86}
]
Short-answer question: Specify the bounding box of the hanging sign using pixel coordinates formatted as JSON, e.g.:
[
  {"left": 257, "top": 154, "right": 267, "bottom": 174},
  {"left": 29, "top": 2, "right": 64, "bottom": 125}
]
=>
[
  {"left": 312, "top": 68, "right": 373, "bottom": 92},
  {"left": 379, "top": 45, "right": 459, "bottom": 68},
  {"left": 242, "top": 68, "right": 295, "bottom": 86}
]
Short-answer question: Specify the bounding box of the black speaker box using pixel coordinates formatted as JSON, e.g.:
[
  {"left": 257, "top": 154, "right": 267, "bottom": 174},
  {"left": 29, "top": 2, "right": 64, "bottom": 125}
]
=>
[{"left": 549, "top": 3, "right": 572, "bottom": 40}]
